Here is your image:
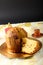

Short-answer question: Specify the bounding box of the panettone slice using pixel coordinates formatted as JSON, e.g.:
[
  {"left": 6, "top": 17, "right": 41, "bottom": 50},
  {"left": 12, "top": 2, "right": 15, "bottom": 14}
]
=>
[{"left": 22, "top": 37, "right": 42, "bottom": 55}]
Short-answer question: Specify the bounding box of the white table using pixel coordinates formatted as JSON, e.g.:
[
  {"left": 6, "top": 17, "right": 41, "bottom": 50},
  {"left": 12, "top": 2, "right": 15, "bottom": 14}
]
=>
[{"left": 0, "top": 21, "right": 43, "bottom": 65}]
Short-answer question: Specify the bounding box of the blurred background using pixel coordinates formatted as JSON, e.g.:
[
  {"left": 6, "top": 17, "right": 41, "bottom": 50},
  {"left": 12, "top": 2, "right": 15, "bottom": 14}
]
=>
[{"left": 0, "top": 0, "right": 43, "bottom": 24}]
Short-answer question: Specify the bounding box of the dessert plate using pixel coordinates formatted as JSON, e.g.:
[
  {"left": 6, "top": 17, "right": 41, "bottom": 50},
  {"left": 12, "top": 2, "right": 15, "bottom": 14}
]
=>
[
  {"left": 0, "top": 43, "right": 32, "bottom": 59},
  {"left": 0, "top": 37, "right": 42, "bottom": 59}
]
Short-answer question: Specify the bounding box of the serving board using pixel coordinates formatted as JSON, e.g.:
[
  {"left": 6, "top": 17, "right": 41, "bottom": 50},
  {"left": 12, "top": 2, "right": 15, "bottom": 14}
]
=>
[{"left": 0, "top": 37, "right": 42, "bottom": 59}]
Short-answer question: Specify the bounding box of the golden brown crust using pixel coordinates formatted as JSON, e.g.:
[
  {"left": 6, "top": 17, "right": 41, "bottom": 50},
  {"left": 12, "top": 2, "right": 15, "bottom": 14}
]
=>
[
  {"left": 15, "top": 27, "right": 27, "bottom": 38},
  {"left": 5, "top": 27, "right": 27, "bottom": 53},
  {"left": 5, "top": 27, "right": 42, "bottom": 55}
]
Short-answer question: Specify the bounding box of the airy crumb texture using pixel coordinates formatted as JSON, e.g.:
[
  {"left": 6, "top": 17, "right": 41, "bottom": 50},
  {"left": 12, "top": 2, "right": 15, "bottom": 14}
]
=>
[{"left": 22, "top": 37, "right": 42, "bottom": 55}]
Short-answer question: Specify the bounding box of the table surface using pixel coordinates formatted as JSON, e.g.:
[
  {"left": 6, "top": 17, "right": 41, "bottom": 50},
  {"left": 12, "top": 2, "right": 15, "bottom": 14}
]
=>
[{"left": 0, "top": 21, "right": 43, "bottom": 65}]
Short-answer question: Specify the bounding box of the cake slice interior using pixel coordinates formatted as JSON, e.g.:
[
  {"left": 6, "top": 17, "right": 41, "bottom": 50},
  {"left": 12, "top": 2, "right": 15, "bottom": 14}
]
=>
[{"left": 22, "top": 37, "right": 42, "bottom": 55}]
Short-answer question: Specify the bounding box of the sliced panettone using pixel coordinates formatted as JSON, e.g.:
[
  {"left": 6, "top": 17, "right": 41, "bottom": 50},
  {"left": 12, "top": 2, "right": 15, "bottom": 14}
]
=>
[{"left": 22, "top": 37, "right": 42, "bottom": 55}]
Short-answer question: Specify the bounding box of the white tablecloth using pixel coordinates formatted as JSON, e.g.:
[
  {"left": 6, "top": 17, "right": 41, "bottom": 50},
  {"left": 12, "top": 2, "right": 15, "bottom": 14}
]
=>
[{"left": 0, "top": 21, "right": 43, "bottom": 65}]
